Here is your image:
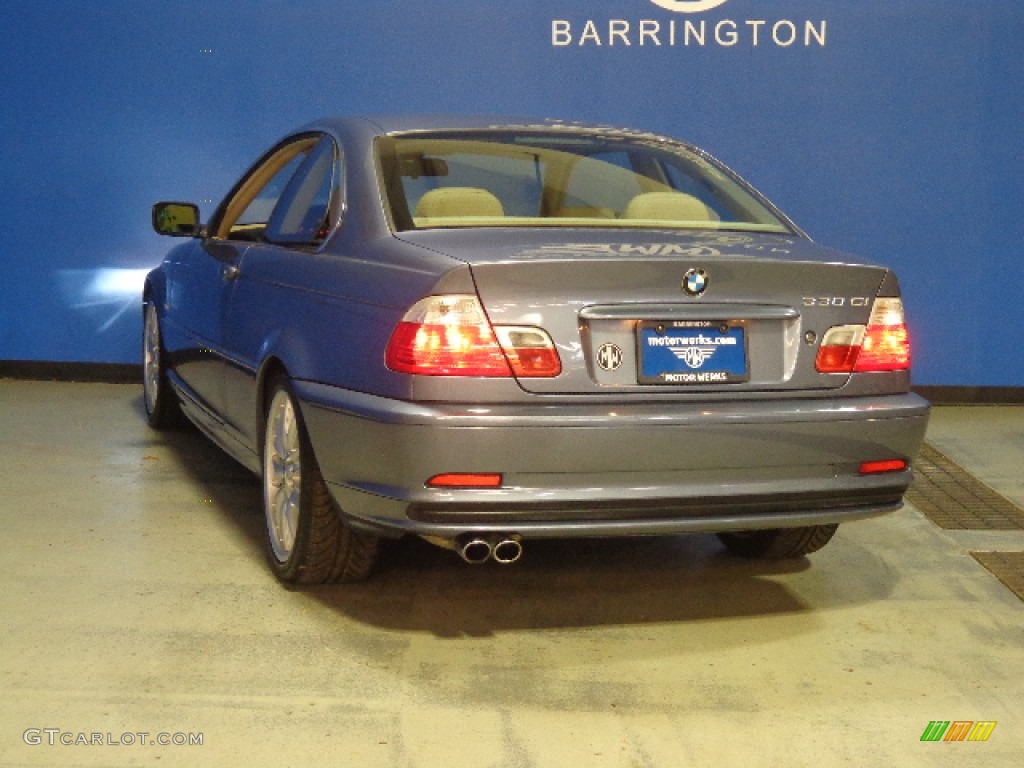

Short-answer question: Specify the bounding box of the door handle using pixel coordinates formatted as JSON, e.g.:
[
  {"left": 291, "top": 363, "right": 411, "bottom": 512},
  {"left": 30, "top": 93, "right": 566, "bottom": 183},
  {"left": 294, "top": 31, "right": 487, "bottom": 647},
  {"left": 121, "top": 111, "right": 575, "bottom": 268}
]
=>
[{"left": 222, "top": 264, "right": 240, "bottom": 281}]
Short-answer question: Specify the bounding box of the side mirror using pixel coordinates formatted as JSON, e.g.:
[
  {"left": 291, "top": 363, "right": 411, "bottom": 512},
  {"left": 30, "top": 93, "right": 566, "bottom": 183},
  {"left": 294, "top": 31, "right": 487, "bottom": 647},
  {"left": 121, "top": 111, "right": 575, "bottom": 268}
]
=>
[{"left": 152, "top": 202, "right": 202, "bottom": 237}]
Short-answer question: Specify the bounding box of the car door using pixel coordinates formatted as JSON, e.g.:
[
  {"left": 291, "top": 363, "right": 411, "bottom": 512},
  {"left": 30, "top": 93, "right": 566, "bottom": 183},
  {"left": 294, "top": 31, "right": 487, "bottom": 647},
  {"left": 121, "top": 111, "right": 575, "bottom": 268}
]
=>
[
  {"left": 219, "top": 135, "right": 342, "bottom": 448},
  {"left": 170, "top": 140, "right": 314, "bottom": 426},
  {"left": 163, "top": 235, "right": 249, "bottom": 418}
]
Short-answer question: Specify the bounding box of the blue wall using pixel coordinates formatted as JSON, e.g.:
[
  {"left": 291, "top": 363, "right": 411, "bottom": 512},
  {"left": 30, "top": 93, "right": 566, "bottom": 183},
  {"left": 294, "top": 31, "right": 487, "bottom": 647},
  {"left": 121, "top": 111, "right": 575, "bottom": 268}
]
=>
[{"left": 2, "top": 0, "right": 1021, "bottom": 385}]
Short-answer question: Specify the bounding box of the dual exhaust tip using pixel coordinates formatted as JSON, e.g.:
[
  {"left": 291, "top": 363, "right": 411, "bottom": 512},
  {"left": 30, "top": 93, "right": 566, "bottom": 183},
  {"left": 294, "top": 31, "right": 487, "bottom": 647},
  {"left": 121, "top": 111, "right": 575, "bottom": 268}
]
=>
[{"left": 458, "top": 534, "right": 523, "bottom": 565}]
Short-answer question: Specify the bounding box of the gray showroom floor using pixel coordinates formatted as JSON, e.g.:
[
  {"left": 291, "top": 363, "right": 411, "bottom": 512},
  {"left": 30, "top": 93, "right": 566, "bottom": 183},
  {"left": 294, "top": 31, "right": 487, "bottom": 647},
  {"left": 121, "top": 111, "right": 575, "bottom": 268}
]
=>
[{"left": 1, "top": 381, "right": 1022, "bottom": 767}]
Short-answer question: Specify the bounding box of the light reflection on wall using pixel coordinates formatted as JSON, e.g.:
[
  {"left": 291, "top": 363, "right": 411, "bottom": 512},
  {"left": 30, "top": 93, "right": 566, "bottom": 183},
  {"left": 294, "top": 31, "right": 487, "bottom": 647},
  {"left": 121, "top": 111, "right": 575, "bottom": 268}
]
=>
[{"left": 57, "top": 268, "right": 151, "bottom": 333}]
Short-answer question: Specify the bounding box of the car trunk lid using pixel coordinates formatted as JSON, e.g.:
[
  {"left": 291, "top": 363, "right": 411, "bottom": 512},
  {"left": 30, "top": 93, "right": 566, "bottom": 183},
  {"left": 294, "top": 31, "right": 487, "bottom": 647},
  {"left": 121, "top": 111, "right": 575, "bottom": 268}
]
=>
[{"left": 395, "top": 229, "right": 890, "bottom": 394}]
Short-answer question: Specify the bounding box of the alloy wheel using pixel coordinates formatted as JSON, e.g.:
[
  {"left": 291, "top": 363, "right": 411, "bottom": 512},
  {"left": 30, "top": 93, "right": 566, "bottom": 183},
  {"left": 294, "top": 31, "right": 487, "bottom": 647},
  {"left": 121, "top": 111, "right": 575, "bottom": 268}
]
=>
[
  {"left": 143, "top": 304, "right": 161, "bottom": 415},
  {"left": 264, "top": 388, "right": 303, "bottom": 562}
]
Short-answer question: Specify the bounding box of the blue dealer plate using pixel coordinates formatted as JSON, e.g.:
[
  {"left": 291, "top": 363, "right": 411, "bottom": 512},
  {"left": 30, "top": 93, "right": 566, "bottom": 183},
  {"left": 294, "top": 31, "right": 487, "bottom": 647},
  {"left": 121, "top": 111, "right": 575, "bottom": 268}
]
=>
[{"left": 637, "top": 321, "right": 749, "bottom": 384}]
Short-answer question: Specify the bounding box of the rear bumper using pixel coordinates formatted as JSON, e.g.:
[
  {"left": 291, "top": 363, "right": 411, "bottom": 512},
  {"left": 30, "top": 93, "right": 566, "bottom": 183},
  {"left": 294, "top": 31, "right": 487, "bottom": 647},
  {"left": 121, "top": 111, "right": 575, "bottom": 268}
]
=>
[{"left": 295, "top": 382, "right": 930, "bottom": 540}]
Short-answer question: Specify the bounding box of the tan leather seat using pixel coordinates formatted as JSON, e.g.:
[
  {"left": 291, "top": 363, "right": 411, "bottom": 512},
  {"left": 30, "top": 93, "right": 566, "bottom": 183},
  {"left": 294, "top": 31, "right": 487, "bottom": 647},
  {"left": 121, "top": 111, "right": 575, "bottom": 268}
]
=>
[
  {"left": 415, "top": 187, "right": 505, "bottom": 219},
  {"left": 623, "top": 191, "right": 718, "bottom": 222}
]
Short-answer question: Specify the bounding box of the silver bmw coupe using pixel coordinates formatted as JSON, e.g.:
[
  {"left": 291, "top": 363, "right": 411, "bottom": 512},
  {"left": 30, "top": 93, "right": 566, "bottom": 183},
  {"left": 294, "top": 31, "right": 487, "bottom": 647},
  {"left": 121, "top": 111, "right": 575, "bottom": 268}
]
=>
[{"left": 144, "top": 116, "right": 930, "bottom": 582}]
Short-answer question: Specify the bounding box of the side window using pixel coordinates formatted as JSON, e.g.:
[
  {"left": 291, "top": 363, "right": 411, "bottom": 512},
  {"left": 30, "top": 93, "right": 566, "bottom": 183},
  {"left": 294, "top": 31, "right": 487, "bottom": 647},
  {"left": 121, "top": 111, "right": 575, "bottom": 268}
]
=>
[
  {"left": 214, "top": 136, "right": 319, "bottom": 241},
  {"left": 265, "top": 136, "right": 340, "bottom": 247},
  {"left": 234, "top": 153, "right": 307, "bottom": 229}
]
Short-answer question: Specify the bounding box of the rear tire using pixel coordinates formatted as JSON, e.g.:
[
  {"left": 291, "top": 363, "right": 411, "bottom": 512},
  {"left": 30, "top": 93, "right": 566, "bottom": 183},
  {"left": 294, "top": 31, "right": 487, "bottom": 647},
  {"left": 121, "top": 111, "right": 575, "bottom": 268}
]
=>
[
  {"left": 142, "top": 301, "right": 181, "bottom": 429},
  {"left": 261, "top": 376, "right": 378, "bottom": 584},
  {"left": 717, "top": 524, "right": 838, "bottom": 559}
]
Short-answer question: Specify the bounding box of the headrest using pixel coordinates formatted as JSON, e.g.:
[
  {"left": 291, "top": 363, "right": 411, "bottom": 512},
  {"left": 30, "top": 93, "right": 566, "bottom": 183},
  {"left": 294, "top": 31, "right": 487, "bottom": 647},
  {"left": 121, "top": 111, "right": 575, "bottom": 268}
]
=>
[
  {"left": 415, "top": 187, "right": 505, "bottom": 218},
  {"left": 623, "top": 191, "right": 717, "bottom": 222}
]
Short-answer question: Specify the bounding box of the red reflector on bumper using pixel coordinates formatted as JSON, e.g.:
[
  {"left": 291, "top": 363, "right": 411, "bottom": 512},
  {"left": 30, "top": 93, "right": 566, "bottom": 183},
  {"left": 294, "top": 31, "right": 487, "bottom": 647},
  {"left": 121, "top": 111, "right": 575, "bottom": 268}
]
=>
[
  {"left": 859, "top": 459, "right": 908, "bottom": 475},
  {"left": 426, "top": 473, "right": 503, "bottom": 488}
]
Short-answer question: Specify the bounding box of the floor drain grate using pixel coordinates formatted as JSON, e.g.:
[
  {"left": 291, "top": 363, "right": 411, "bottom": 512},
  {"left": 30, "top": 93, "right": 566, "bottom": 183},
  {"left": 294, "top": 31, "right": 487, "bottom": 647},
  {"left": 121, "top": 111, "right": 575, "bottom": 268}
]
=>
[
  {"left": 970, "top": 552, "right": 1024, "bottom": 603},
  {"left": 906, "top": 443, "right": 1024, "bottom": 530}
]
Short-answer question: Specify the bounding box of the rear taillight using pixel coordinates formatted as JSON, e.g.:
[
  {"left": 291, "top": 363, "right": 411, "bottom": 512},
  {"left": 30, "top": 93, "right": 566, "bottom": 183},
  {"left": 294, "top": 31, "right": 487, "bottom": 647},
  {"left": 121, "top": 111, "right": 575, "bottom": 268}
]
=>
[
  {"left": 386, "top": 295, "right": 508, "bottom": 376},
  {"left": 856, "top": 299, "right": 911, "bottom": 372},
  {"left": 816, "top": 298, "right": 911, "bottom": 374},
  {"left": 493, "top": 326, "right": 562, "bottom": 378},
  {"left": 385, "top": 295, "right": 561, "bottom": 378}
]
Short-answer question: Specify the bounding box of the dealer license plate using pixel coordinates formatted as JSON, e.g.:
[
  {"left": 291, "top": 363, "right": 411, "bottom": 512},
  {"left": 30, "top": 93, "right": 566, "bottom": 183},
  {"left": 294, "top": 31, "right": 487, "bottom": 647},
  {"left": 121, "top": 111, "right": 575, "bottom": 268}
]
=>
[{"left": 637, "top": 321, "right": 749, "bottom": 384}]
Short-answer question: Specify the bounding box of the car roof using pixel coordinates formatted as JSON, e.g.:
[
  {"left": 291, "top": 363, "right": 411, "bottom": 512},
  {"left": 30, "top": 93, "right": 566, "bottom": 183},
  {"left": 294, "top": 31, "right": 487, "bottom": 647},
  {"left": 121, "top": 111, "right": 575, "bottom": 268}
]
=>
[{"left": 302, "top": 114, "right": 673, "bottom": 141}]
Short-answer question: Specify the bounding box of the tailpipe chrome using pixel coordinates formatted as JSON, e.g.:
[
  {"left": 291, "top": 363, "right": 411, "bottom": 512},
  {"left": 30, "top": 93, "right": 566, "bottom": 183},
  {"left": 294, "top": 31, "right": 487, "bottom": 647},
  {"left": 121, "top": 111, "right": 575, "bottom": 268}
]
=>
[
  {"left": 492, "top": 536, "right": 523, "bottom": 565},
  {"left": 450, "top": 534, "right": 523, "bottom": 565},
  {"left": 458, "top": 536, "right": 493, "bottom": 564}
]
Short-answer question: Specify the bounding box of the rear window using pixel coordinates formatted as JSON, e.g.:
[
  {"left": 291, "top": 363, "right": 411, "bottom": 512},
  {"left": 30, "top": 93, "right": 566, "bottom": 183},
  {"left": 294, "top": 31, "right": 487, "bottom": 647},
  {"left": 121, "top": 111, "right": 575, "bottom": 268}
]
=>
[{"left": 377, "top": 130, "right": 792, "bottom": 234}]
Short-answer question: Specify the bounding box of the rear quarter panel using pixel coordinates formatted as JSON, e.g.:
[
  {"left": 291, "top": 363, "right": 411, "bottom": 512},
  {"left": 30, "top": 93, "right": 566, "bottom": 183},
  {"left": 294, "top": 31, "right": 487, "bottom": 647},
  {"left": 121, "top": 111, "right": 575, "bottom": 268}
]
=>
[{"left": 220, "top": 235, "right": 476, "bottom": 446}]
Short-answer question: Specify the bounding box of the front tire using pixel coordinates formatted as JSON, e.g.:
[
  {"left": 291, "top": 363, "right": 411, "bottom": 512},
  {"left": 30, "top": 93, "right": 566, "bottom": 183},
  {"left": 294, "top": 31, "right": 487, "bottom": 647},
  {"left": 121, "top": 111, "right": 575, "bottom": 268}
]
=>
[
  {"left": 142, "top": 301, "right": 181, "bottom": 429},
  {"left": 716, "top": 524, "right": 839, "bottom": 559},
  {"left": 262, "top": 376, "right": 378, "bottom": 584}
]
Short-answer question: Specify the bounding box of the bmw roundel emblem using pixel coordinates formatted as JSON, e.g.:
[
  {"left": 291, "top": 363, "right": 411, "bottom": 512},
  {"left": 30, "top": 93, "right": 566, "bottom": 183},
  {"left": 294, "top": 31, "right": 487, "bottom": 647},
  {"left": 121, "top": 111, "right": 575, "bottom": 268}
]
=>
[{"left": 683, "top": 268, "right": 709, "bottom": 296}]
